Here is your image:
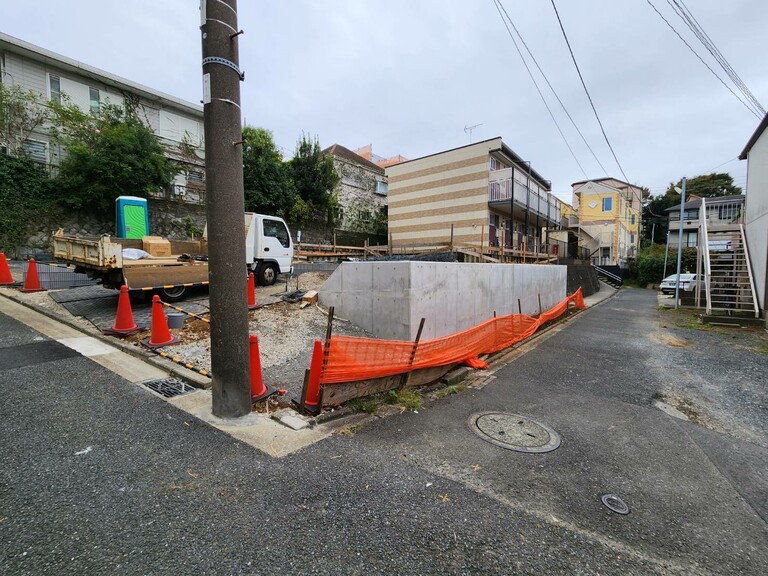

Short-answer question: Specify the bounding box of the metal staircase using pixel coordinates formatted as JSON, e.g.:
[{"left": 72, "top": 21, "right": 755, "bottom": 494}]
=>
[{"left": 698, "top": 199, "right": 758, "bottom": 318}]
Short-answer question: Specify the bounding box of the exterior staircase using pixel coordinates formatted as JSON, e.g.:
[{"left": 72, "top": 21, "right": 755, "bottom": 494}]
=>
[{"left": 699, "top": 200, "right": 758, "bottom": 318}]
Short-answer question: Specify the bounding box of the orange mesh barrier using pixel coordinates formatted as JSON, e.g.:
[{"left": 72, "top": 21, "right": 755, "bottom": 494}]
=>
[{"left": 320, "top": 289, "right": 586, "bottom": 384}]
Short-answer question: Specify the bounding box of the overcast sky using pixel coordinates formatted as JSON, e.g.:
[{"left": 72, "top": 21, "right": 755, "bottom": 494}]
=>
[{"left": 2, "top": 0, "right": 765, "bottom": 203}]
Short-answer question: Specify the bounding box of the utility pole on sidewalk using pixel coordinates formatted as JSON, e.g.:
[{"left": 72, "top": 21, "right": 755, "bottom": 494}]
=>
[
  {"left": 673, "top": 177, "right": 687, "bottom": 310},
  {"left": 200, "top": 0, "right": 251, "bottom": 417}
]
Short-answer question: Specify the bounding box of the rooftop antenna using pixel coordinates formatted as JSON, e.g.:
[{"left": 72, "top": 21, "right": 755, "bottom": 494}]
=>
[{"left": 464, "top": 123, "right": 483, "bottom": 143}]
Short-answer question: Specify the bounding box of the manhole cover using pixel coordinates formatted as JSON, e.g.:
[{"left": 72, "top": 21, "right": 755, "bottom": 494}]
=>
[
  {"left": 468, "top": 412, "right": 561, "bottom": 453},
  {"left": 142, "top": 378, "right": 196, "bottom": 398}
]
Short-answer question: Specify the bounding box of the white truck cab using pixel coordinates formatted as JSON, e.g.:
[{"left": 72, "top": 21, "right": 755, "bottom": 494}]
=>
[
  {"left": 203, "top": 212, "right": 294, "bottom": 286},
  {"left": 244, "top": 212, "right": 293, "bottom": 285}
]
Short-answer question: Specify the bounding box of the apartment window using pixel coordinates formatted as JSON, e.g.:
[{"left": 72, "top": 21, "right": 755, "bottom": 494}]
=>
[
  {"left": 631, "top": 214, "right": 636, "bottom": 225},
  {"left": 630, "top": 233, "right": 635, "bottom": 244},
  {"left": 601, "top": 247, "right": 611, "bottom": 260},
  {"left": 23, "top": 140, "right": 47, "bottom": 163},
  {"left": 489, "top": 214, "right": 500, "bottom": 227},
  {"left": 188, "top": 171, "right": 204, "bottom": 183},
  {"left": 89, "top": 87, "right": 100, "bottom": 115},
  {"left": 49, "top": 75, "right": 61, "bottom": 104},
  {"left": 375, "top": 180, "right": 388, "bottom": 196},
  {"left": 602, "top": 197, "right": 613, "bottom": 212},
  {"left": 718, "top": 204, "right": 738, "bottom": 221}
]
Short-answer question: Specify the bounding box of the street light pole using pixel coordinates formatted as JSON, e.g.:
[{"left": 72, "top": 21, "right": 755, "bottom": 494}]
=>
[{"left": 674, "top": 177, "right": 687, "bottom": 309}]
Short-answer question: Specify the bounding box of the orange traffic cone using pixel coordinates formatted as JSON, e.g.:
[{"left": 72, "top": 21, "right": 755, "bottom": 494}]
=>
[
  {"left": 293, "top": 339, "right": 323, "bottom": 415},
  {"left": 141, "top": 295, "right": 179, "bottom": 348},
  {"left": 247, "top": 272, "right": 258, "bottom": 310},
  {"left": 249, "top": 335, "right": 276, "bottom": 402},
  {"left": 21, "top": 258, "right": 44, "bottom": 292},
  {"left": 0, "top": 253, "right": 14, "bottom": 285},
  {"left": 103, "top": 285, "right": 141, "bottom": 336}
]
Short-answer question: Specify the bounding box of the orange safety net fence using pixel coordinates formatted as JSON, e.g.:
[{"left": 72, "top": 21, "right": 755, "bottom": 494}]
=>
[{"left": 319, "top": 289, "right": 586, "bottom": 385}]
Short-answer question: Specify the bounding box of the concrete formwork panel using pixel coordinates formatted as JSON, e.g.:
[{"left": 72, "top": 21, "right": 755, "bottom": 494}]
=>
[{"left": 318, "top": 262, "right": 566, "bottom": 341}]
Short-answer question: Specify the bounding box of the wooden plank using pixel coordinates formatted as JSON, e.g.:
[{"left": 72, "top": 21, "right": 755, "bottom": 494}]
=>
[
  {"left": 123, "top": 264, "right": 210, "bottom": 289},
  {"left": 320, "top": 364, "right": 457, "bottom": 407}
]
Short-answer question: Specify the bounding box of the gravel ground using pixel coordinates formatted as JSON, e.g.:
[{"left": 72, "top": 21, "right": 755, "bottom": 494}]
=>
[
  {"left": 169, "top": 273, "right": 375, "bottom": 394},
  {"left": 4, "top": 270, "right": 375, "bottom": 399}
]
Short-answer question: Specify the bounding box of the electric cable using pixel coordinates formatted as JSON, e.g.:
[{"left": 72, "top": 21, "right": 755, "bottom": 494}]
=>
[
  {"left": 645, "top": 0, "right": 761, "bottom": 119},
  {"left": 550, "top": 0, "right": 632, "bottom": 184},
  {"left": 491, "top": 0, "right": 589, "bottom": 179},
  {"left": 669, "top": 0, "right": 764, "bottom": 116},
  {"left": 493, "top": 0, "right": 610, "bottom": 176}
]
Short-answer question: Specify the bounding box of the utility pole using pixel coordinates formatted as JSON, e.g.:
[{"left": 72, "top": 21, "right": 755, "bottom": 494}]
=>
[
  {"left": 200, "top": 0, "right": 251, "bottom": 417},
  {"left": 674, "top": 177, "right": 687, "bottom": 309}
]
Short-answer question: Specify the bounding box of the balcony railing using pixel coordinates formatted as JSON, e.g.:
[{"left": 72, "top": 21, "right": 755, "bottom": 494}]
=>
[
  {"left": 488, "top": 177, "right": 561, "bottom": 225},
  {"left": 147, "top": 184, "right": 206, "bottom": 205}
]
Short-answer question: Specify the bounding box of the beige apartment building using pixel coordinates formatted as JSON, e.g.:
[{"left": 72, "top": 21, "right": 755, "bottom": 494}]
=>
[{"left": 385, "top": 138, "right": 563, "bottom": 255}]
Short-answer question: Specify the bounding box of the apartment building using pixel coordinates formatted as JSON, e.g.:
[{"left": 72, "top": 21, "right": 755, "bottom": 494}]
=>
[
  {"left": 571, "top": 178, "right": 643, "bottom": 267},
  {"left": 385, "top": 138, "right": 563, "bottom": 256}
]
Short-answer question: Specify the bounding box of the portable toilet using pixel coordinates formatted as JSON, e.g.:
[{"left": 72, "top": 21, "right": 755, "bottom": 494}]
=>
[{"left": 116, "top": 196, "right": 149, "bottom": 239}]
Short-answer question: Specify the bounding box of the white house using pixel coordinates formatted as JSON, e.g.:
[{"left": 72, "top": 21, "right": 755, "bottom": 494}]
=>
[
  {"left": 0, "top": 32, "right": 206, "bottom": 203},
  {"left": 739, "top": 113, "right": 768, "bottom": 321}
]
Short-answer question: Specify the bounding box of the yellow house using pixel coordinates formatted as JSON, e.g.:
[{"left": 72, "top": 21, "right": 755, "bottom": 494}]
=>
[{"left": 571, "top": 178, "right": 642, "bottom": 268}]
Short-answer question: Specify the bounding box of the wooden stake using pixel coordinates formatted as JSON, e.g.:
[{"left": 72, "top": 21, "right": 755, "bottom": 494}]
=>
[
  {"left": 518, "top": 299, "right": 522, "bottom": 314},
  {"left": 538, "top": 293, "right": 542, "bottom": 315},
  {"left": 400, "top": 317, "right": 426, "bottom": 389},
  {"left": 450, "top": 224, "right": 454, "bottom": 252}
]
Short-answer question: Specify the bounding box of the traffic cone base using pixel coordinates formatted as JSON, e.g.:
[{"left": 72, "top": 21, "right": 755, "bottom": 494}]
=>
[
  {"left": 0, "top": 253, "right": 14, "bottom": 285},
  {"left": 249, "top": 335, "right": 276, "bottom": 402},
  {"left": 247, "top": 272, "right": 258, "bottom": 310},
  {"left": 293, "top": 339, "right": 322, "bottom": 415},
  {"left": 104, "top": 285, "right": 142, "bottom": 336},
  {"left": 21, "top": 258, "right": 44, "bottom": 292},
  {"left": 142, "top": 295, "right": 179, "bottom": 348}
]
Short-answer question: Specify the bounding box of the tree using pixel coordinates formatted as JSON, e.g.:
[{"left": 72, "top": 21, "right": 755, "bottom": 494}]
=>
[
  {"left": 665, "top": 172, "right": 741, "bottom": 198},
  {"left": 50, "top": 102, "right": 175, "bottom": 214},
  {"left": 642, "top": 172, "right": 742, "bottom": 244},
  {"left": 241, "top": 126, "right": 296, "bottom": 217},
  {"left": 289, "top": 133, "right": 340, "bottom": 222},
  {"left": 0, "top": 84, "right": 51, "bottom": 156}
]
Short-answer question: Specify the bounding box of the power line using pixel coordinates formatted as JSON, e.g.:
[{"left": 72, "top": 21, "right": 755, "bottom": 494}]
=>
[
  {"left": 493, "top": 0, "right": 610, "bottom": 176},
  {"left": 549, "top": 0, "right": 632, "bottom": 185},
  {"left": 645, "top": 0, "right": 762, "bottom": 119},
  {"left": 669, "top": 0, "right": 765, "bottom": 116},
  {"left": 491, "top": 0, "right": 588, "bottom": 179}
]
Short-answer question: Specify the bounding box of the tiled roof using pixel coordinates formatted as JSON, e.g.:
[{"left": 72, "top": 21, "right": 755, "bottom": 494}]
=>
[{"left": 323, "top": 144, "right": 385, "bottom": 174}]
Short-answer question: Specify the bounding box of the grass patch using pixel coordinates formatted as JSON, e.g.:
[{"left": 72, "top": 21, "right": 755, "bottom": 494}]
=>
[
  {"left": 347, "top": 387, "right": 422, "bottom": 413},
  {"left": 752, "top": 342, "right": 768, "bottom": 356},
  {"left": 336, "top": 423, "right": 361, "bottom": 436},
  {"left": 659, "top": 308, "right": 715, "bottom": 331},
  {"left": 432, "top": 383, "right": 467, "bottom": 400}
]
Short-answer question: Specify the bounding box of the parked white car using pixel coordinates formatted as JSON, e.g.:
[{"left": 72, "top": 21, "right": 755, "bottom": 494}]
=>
[{"left": 659, "top": 273, "right": 698, "bottom": 295}]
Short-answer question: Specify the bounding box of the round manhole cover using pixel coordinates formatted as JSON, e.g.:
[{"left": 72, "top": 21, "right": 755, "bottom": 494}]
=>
[{"left": 468, "top": 412, "right": 561, "bottom": 453}]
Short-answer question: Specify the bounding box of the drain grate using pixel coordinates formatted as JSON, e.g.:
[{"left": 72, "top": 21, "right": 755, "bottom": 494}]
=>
[
  {"left": 468, "top": 412, "right": 561, "bottom": 453},
  {"left": 142, "top": 378, "right": 197, "bottom": 398}
]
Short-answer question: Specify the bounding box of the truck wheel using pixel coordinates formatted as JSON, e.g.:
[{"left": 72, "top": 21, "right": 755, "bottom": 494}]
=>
[
  {"left": 257, "top": 263, "right": 278, "bottom": 286},
  {"left": 156, "top": 285, "right": 190, "bottom": 303}
]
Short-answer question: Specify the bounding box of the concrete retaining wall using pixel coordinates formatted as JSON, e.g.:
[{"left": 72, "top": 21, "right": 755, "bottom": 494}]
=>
[{"left": 319, "top": 262, "right": 567, "bottom": 341}]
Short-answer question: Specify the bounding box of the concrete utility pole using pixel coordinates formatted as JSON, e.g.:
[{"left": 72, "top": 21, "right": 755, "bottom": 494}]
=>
[
  {"left": 674, "top": 177, "right": 687, "bottom": 309},
  {"left": 200, "top": 0, "right": 251, "bottom": 417}
]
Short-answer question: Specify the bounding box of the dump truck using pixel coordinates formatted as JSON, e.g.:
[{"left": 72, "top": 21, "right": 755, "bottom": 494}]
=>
[{"left": 52, "top": 213, "right": 294, "bottom": 301}]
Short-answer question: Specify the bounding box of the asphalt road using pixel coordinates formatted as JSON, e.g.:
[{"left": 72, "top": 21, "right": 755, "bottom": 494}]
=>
[{"left": 1, "top": 287, "right": 766, "bottom": 575}]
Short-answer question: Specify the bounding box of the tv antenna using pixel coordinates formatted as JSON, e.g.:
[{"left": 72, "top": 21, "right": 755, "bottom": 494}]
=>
[{"left": 464, "top": 123, "right": 483, "bottom": 143}]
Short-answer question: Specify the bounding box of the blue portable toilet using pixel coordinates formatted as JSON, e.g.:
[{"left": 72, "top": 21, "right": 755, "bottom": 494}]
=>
[{"left": 116, "top": 196, "right": 149, "bottom": 239}]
